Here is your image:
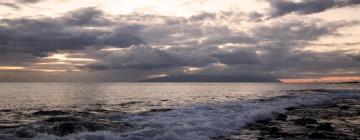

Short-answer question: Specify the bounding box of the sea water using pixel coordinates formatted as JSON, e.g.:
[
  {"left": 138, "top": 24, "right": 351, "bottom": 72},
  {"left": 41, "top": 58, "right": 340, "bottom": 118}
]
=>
[{"left": 0, "top": 83, "right": 359, "bottom": 140}]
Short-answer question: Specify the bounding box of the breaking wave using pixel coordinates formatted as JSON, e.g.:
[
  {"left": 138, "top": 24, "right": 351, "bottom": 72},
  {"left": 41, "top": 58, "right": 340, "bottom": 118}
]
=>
[{"left": 21, "top": 89, "right": 360, "bottom": 140}]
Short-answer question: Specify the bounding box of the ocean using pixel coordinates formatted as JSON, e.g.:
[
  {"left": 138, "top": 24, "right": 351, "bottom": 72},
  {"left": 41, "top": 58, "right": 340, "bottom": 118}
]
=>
[{"left": 0, "top": 83, "right": 359, "bottom": 140}]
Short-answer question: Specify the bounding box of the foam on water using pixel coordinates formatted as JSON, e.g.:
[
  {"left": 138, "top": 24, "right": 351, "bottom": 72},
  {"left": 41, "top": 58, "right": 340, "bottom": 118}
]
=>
[{"left": 29, "top": 90, "right": 360, "bottom": 140}]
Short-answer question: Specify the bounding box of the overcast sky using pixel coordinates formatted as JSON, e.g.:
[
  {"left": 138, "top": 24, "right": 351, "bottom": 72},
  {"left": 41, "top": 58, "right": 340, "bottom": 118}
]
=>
[{"left": 0, "top": 0, "right": 359, "bottom": 82}]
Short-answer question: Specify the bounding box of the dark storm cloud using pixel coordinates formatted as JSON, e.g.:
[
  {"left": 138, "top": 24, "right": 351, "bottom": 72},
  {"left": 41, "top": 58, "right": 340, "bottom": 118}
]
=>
[
  {"left": 0, "top": 8, "right": 144, "bottom": 57},
  {"left": 1, "top": 6, "right": 359, "bottom": 82},
  {"left": 96, "top": 24, "right": 145, "bottom": 47},
  {"left": 0, "top": 0, "right": 43, "bottom": 9},
  {"left": 202, "top": 33, "right": 257, "bottom": 45},
  {"left": 213, "top": 49, "right": 261, "bottom": 65},
  {"left": 86, "top": 45, "right": 218, "bottom": 70},
  {"left": 251, "top": 20, "right": 357, "bottom": 42},
  {"left": 63, "top": 7, "right": 110, "bottom": 26},
  {"left": 269, "top": 0, "right": 360, "bottom": 17},
  {"left": 0, "top": 53, "right": 40, "bottom": 66},
  {"left": 83, "top": 13, "right": 359, "bottom": 79},
  {"left": 189, "top": 12, "right": 217, "bottom": 21},
  {"left": 16, "top": 0, "right": 43, "bottom": 3},
  {"left": 0, "top": 2, "right": 20, "bottom": 9},
  {"left": 274, "top": 50, "right": 360, "bottom": 77},
  {"left": 87, "top": 45, "right": 181, "bottom": 70},
  {"left": 348, "top": 51, "right": 360, "bottom": 61},
  {"left": 0, "top": 18, "right": 97, "bottom": 56}
]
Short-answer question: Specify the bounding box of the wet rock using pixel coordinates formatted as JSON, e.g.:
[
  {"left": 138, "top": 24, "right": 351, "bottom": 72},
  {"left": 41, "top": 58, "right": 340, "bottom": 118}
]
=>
[
  {"left": 50, "top": 122, "right": 106, "bottom": 136},
  {"left": 81, "top": 122, "right": 107, "bottom": 132},
  {"left": 339, "top": 105, "right": 350, "bottom": 110},
  {"left": 86, "top": 109, "right": 113, "bottom": 114},
  {"left": 309, "top": 132, "right": 328, "bottom": 139},
  {"left": 276, "top": 114, "right": 287, "bottom": 121},
  {"left": 51, "top": 122, "right": 83, "bottom": 136},
  {"left": 328, "top": 104, "right": 339, "bottom": 108},
  {"left": 285, "top": 107, "right": 299, "bottom": 111},
  {"left": 14, "top": 127, "right": 36, "bottom": 138},
  {"left": 257, "top": 119, "right": 270, "bottom": 124},
  {"left": 269, "top": 127, "right": 280, "bottom": 134},
  {"left": 0, "top": 124, "right": 25, "bottom": 129},
  {"left": 305, "top": 124, "right": 316, "bottom": 129},
  {"left": 221, "top": 98, "right": 360, "bottom": 140},
  {"left": 44, "top": 117, "right": 80, "bottom": 122},
  {"left": 149, "top": 108, "right": 173, "bottom": 112},
  {"left": 294, "top": 117, "right": 318, "bottom": 125},
  {"left": 33, "top": 110, "right": 69, "bottom": 116},
  {"left": 0, "top": 109, "right": 12, "bottom": 112},
  {"left": 316, "top": 123, "right": 334, "bottom": 131},
  {"left": 77, "top": 111, "right": 93, "bottom": 115},
  {"left": 118, "top": 101, "right": 143, "bottom": 106}
]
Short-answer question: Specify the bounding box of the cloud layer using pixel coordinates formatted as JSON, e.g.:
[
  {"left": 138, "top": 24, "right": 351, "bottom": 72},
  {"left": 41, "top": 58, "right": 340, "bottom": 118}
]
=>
[
  {"left": 0, "top": 0, "right": 359, "bottom": 82},
  {"left": 269, "top": 0, "right": 360, "bottom": 17}
]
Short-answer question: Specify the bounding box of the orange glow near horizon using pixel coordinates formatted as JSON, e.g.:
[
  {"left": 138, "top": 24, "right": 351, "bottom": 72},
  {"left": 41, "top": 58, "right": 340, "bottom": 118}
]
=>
[
  {"left": 280, "top": 76, "right": 360, "bottom": 84},
  {"left": 45, "top": 54, "right": 96, "bottom": 62},
  {"left": 0, "top": 66, "right": 80, "bottom": 73},
  {"left": 0, "top": 66, "right": 25, "bottom": 70}
]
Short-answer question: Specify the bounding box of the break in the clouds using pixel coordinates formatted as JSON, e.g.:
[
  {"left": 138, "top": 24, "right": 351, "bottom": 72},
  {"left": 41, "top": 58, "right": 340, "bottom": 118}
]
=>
[{"left": 0, "top": 0, "right": 359, "bottom": 82}]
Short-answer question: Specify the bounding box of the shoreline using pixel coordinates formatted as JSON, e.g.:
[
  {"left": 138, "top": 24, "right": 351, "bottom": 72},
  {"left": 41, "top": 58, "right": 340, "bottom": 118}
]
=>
[{"left": 218, "top": 98, "right": 360, "bottom": 140}]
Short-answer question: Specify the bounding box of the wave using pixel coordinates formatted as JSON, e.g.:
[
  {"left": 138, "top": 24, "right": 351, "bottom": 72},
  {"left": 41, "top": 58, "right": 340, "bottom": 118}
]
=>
[{"left": 10, "top": 90, "right": 360, "bottom": 140}]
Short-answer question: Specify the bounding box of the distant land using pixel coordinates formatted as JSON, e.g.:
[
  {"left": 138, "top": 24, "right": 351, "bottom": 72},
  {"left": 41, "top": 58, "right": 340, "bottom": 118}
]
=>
[
  {"left": 333, "top": 81, "right": 360, "bottom": 84},
  {"left": 139, "top": 75, "right": 281, "bottom": 82}
]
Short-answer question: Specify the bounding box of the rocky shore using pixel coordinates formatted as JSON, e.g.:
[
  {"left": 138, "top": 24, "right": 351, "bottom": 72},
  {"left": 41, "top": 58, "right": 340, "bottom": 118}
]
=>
[{"left": 218, "top": 98, "right": 360, "bottom": 140}]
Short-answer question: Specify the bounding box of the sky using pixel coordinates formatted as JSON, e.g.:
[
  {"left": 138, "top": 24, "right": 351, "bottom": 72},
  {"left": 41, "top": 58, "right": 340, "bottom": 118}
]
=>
[{"left": 0, "top": 0, "right": 359, "bottom": 82}]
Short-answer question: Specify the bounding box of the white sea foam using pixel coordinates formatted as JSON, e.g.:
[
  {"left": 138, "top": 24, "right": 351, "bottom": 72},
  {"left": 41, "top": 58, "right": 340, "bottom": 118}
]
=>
[{"left": 29, "top": 90, "right": 360, "bottom": 140}]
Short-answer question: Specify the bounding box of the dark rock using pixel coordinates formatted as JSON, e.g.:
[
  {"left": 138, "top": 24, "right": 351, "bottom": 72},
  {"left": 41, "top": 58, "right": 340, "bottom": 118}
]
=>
[
  {"left": 44, "top": 117, "right": 80, "bottom": 122},
  {"left": 14, "top": 127, "right": 36, "bottom": 138},
  {"left": 86, "top": 109, "right": 112, "bottom": 113},
  {"left": 269, "top": 127, "right": 280, "bottom": 134},
  {"left": 118, "top": 101, "right": 143, "bottom": 106},
  {"left": 285, "top": 107, "right": 299, "bottom": 111},
  {"left": 51, "top": 122, "right": 83, "bottom": 136},
  {"left": 50, "top": 122, "right": 106, "bottom": 136},
  {"left": 0, "top": 109, "right": 12, "bottom": 112},
  {"left": 294, "top": 118, "right": 318, "bottom": 125},
  {"left": 309, "top": 132, "right": 328, "bottom": 139},
  {"left": 316, "top": 123, "right": 334, "bottom": 131},
  {"left": 257, "top": 119, "right": 270, "bottom": 124},
  {"left": 149, "top": 108, "right": 173, "bottom": 112},
  {"left": 0, "top": 125, "right": 23, "bottom": 129},
  {"left": 305, "top": 124, "right": 316, "bottom": 129},
  {"left": 33, "top": 110, "right": 69, "bottom": 116},
  {"left": 280, "top": 132, "right": 296, "bottom": 137},
  {"left": 339, "top": 105, "right": 350, "bottom": 110},
  {"left": 80, "top": 122, "right": 106, "bottom": 132},
  {"left": 259, "top": 126, "right": 270, "bottom": 131},
  {"left": 276, "top": 114, "right": 287, "bottom": 121},
  {"left": 77, "top": 111, "right": 93, "bottom": 115},
  {"left": 328, "top": 104, "right": 339, "bottom": 108}
]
